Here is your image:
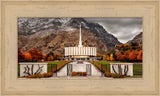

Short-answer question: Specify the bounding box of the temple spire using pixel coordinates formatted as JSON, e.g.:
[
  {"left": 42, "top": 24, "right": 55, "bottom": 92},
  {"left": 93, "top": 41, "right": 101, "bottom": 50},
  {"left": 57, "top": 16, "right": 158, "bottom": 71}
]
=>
[{"left": 78, "top": 24, "right": 83, "bottom": 47}]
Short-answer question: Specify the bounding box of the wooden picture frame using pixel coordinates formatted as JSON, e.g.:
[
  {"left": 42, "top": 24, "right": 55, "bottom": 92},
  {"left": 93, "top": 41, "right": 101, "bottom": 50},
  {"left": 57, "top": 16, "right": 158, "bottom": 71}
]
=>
[{"left": 0, "top": 0, "right": 159, "bottom": 95}]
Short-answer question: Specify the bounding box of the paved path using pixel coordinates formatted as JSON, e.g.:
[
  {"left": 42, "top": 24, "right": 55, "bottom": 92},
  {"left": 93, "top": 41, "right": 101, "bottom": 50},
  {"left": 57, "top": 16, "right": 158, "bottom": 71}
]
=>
[{"left": 57, "top": 61, "right": 102, "bottom": 77}]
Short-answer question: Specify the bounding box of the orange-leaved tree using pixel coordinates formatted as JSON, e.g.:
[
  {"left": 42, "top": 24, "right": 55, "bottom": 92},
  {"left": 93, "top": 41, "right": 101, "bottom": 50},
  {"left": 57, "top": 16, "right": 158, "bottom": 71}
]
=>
[
  {"left": 110, "top": 54, "right": 114, "bottom": 61},
  {"left": 24, "top": 53, "right": 32, "bottom": 60},
  {"left": 129, "top": 50, "right": 139, "bottom": 61},
  {"left": 28, "top": 49, "right": 43, "bottom": 61},
  {"left": 116, "top": 53, "right": 125, "bottom": 61},
  {"left": 137, "top": 50, "right": 142, "bottom": 61},
  {"left": 48, "top": 55, "right": 54, "bottom": 61},
  {"left": 124, "top": 50, "right": 131, "bottom": 61},
  {"left": 18, "top": 48, "right": 25, "bottom": 61}
]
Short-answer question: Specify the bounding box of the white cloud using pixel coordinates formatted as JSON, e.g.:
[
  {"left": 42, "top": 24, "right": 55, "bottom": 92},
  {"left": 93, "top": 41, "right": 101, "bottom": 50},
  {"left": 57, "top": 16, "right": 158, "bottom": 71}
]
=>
[{"left": 85, "top": 18, "right": 142, "bottom": 43}]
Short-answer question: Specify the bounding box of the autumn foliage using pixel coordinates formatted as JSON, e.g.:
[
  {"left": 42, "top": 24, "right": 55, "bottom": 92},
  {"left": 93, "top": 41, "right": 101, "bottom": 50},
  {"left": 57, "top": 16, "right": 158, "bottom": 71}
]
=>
[
  {"left": 137, "top": 50, "right": 142, "bottom": 61},
  {"left": 116, "top": 49, "right": 142, "bottom": 62},
  {"left": 28, "top": 49, "right": 43, "bottom": 61},
  {"left": 24, "top": 53, "right": 32, "bottom": 60},
  {"left": 104, "top": 42, "right": 142, "bottom": 62},
  {"left": 18, "top": 48, "right": 63, "bottom": 62},
  {"left": 18, "top": 48, "right": 25, "bottom": 61}
]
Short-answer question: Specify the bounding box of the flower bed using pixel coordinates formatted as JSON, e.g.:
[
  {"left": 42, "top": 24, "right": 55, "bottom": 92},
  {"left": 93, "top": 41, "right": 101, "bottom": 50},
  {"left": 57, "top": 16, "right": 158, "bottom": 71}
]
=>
[
  {"left": 71, "top": 72, "right": 87, "bottom": 76},
  {"left": 27, "top": 72, "right": 53, "bottom": 78},
  {"left": 104, "top": 72, "right": 128, "bottom": 78}
]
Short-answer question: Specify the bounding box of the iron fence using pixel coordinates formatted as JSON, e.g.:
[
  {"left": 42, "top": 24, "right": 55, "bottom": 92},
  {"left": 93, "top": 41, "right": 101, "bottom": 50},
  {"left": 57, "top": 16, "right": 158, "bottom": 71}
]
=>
[
  {"left": 133, "top": 63, "right": 142, "bottom": 76},
  {"left": 47, "top": 64, "right": 57, "bottom": 77}
]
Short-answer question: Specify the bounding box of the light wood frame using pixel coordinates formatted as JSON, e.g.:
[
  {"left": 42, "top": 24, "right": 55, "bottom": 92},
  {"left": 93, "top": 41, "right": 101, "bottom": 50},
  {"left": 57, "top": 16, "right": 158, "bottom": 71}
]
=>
[{"left": 0, "top": 0, "right": 159, "bottom": 96}]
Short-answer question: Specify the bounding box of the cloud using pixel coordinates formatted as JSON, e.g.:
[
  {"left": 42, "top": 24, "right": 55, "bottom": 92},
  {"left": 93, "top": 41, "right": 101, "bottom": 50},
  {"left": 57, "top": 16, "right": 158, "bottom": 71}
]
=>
[{"left": 85, "top": 18, "right": 142, "bottom": 43}]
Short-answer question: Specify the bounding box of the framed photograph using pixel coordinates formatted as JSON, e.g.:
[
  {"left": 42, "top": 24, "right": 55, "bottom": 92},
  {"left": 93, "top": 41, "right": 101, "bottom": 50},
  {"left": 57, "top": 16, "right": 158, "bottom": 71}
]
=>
[{"left": 0, "top": 0, "right": 159, "bottom": 96}]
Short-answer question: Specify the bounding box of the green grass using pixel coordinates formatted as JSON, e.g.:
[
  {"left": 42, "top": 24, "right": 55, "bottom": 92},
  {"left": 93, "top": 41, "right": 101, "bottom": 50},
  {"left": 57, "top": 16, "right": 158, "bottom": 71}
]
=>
[
  {"left": 46, "top": 61, "right": 65, "bottom": 73},
  {"left": 95, "top": 61, "right": 110, "bottom": 72},
  {"left": 46, "top": 61, "right": 64, "bottom": 65},
  {"left": 133, "top": 64, "right": 142, "bottom": 76},
  {"left": 95, "top": 61, "right": 142, "bottom": 78}
]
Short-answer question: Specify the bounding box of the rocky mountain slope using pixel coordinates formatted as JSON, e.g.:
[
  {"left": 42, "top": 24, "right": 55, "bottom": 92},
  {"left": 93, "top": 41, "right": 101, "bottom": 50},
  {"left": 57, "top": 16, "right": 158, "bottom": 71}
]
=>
[
  {"left": 18, "top": 18, "right": 121, "bottom": 55},
  {"left": 127, "top": 32, "right": 142, "bottom": 45}
]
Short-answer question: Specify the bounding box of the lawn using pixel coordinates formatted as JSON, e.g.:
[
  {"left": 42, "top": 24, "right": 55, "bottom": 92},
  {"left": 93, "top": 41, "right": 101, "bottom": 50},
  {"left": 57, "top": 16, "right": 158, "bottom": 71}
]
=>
[
  {"left": 95, "top": 61, "right": 122, "bottom": 72},
  {"left": 94, "top": 61, "right": 142, "bottom": 78},
  {"left": 46, "top": 61, "right": 66, "bottom": 73}
]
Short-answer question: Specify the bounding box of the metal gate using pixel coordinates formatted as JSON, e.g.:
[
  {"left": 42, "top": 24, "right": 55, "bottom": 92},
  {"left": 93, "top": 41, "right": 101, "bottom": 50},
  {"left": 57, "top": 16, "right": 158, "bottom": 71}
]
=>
[
  {"left": 67, "top": 64, "right": 72, "bottom": 76},
  {"left": 86, "top": 64, "right": 91, "bottom": 76}
]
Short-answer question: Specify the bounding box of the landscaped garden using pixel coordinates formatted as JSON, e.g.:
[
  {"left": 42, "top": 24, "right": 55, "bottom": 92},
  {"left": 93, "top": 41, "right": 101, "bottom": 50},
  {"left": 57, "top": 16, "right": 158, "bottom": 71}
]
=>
[
  {"left": 18, "top": 61, "right": 71, "bottom": 78},
  {"left": 89, "top": 61, "right": 142, "bottom": 78}
]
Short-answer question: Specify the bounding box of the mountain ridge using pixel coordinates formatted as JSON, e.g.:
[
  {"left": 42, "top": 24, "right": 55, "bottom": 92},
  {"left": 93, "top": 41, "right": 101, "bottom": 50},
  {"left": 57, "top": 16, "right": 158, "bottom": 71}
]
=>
[{"left": 18, "top": 18, "right": 122, "bottom": 55}]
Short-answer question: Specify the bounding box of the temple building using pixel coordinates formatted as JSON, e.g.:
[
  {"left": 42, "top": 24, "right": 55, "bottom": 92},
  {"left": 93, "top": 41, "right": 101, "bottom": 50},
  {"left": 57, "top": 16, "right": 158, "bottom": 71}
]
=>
[{"left": 65, "top": 24, "right": 97, "bottom": 60}]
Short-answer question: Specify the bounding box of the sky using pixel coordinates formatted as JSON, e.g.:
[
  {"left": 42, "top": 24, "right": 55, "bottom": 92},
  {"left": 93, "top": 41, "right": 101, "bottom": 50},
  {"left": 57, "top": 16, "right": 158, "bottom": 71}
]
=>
[{"left": 85, "top": 18, "right": 142, "bottom": 43}]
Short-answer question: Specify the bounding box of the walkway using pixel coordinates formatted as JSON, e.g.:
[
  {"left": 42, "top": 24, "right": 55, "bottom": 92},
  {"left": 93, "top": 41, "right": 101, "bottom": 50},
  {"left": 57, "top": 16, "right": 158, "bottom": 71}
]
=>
[{"left": 57, "top": 61, "right": 102, "bottom": 77}]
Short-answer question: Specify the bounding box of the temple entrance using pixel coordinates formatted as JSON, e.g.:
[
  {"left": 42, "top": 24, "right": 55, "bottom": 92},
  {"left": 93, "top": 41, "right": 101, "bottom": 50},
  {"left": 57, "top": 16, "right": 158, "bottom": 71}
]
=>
[
  {"left": 67, "top": 62, "right": 92, "bottom": 76},
  {"left": 57, "top": 61, "right": 101, "bottom": 77}
]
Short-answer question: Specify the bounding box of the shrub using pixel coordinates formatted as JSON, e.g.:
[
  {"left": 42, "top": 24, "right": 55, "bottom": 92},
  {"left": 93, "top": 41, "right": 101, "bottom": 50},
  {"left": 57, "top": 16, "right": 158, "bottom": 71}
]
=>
[
  {"left": 43, "top": 73, "right": 48, "bottom": 77},
  {"left": 29, "top": 74, "right": 36, "bottom": 78},
  {"left": 71, "top": 72, "right": 77, "bottom": 76},
  {"left": 82, "top": 72, "right": 87, "bottom": 76},
  {"left": 48, "top": 72, "right": 53, "bottom": 77},
  {"left": 27, "top": 72, "right": 53, "bottom": 78},
  {"left": 71, "top": 72, "right": 87, "bottom": 76},
  {"left": 41, "top": 74, "right": 45, "bottom": 78},
  {"left": 105, "top": 72, "right": 112, "bottom": 77},
  {"left": 120, "top": 75, "right": 125, "bottom": 78},
  {"left": 111, "top": 74, "right": 121, "bottom": 78}
]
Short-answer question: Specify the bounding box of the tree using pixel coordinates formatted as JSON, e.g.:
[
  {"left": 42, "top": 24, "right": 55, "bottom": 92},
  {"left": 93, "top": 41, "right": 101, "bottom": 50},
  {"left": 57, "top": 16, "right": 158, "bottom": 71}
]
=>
[
  {"left": 42, "top": 55, "right": 46, "bottom": 61},
  {"left": 54, "top": 53, "right": 57, "bottom": 60},
  {"left": 103, "top": 55, "right": 106, "bottom": 60},
  {"left": 110, "top": 54, "right": 114, "bottom": 61},
  {"left": 28, "top": 49, "right": 43, "bottom": 61},
  {"left": 116, "top": 53, "right": 125, "bottom": 61},
  {"left": 18, "top": 48, "right": 25, "bottom": 61},
  {"left": 129, "top": 50, "right": 139, "bottom": 61},
  {"left": 24, "top": 53, "right": 32, "bottom": 60},
  {"left": 48, "top": 55, "right": 54, "bottom": 61},
  {"left": 46, "top": 52, "right": 54, "bottom": 61},
  {"left": 124, "top": 50, "right": 131, "bottom": 61},
  {"left": 131, "top": 42, "right": 139, "bottom": 50},
  {"left": 137, "top": 50, "right": 142, "bottom": 61},
  {"left": 106, "top": 55, "right": 110, "bottom": 61}
]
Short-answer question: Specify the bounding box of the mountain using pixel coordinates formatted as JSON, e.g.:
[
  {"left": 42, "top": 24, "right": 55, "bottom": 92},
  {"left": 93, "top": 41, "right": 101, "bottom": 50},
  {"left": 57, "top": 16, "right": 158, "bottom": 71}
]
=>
[
  {"left": 18, "top": 18, "right": 121, "bottom": 55},
  {"left": 127, "top": 32, "right": 142, "bottom": 45}
]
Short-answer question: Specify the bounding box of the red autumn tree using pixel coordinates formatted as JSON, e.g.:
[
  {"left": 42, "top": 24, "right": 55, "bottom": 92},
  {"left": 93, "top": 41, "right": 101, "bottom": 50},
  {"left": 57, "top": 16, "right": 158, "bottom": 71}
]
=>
[
  {"left": 124, "top": 50, "right": 131, "bottom": 61},
  {"left": 43, "top": 55, "right": 46, "bottom": 59},
  {"left": 129, "top": 50, "right": 139, "bottom": 61},
  {"left": 18, "top": 48, "right": 25, "bottom": 61},
  {"left": 24, "top": 53, "right": 32, "bottom": 60},
  {"left": 28, "top": 49, "right": 43, "bottom": 61},
  {"left": 137, "top": 50, "right": 142, "bottom": 61},
  {"left": 116, "top": 53, "right": 122, "bottom": 60},
  {"left": 116, "top": 53, "right": 125, "bottom": 61}
]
